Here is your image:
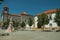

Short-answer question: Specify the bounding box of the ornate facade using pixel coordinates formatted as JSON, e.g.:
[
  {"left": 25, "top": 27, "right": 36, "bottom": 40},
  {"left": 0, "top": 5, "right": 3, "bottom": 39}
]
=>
[{"left": 1, "top": 6, "right": 33, "bottom": 29}]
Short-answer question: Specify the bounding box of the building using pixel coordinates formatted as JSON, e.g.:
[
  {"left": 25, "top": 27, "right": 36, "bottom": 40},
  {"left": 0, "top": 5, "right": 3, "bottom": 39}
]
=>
[
  {"left": 1, "top": 6, "right": 33, "bottom": 29},
  {"left": 34, "top": 9, "right": 59, "bottom": 30},
  {"left": 1, "top": 6, "right": 60, "bottom": 30},
  {"left": 44, "top": 9, "right": 57, "bottom": 28}
]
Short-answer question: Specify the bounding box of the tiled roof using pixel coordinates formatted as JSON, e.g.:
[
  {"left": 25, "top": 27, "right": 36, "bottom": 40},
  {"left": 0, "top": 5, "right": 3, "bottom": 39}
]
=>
[
  {"left": 37, "top": 9, "right": 57, "bottom": 16},
  {"left": 44, "top": 9, "right": 57, "bottom": 14}
]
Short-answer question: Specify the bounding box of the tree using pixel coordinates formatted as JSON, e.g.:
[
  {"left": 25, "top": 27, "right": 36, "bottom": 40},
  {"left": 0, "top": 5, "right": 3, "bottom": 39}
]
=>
[
  {"left": 54, "top": 8, "right": 60, "bottom": 27},
  {"left": 37, "top": 13, "right": 49, "bottom": 30},
  {"left": 13, "top": 20, "right": 19, "bottom": 30},
  {"left": 3, "top": 19, "right": 10, "bottom": 29},
  {"left": 28, "top": 17, "right": 33, "bottom": 26},
  {"left": 21, "top": 21, "right": 25, "bottom": 28},
  {"left": 28, "top": 17, "right": 33, "bottom": 29}
]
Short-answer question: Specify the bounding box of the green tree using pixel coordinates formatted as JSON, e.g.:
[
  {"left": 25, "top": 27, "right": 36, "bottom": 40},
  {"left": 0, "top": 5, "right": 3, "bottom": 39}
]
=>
[
  {"left": 3, "top": 19, "right": 10, "bottom": 29},
  {"left": 28, "top": 17, "right": 33, "bottom": 26},
  {"left": 54, "top": 8, "right": 60, "bottom": 27},
  {"left": 28, "top": 17, "right": 33, "bottom": 29},
  {"left": 21, "top": 21, "right": 25, "bottom": 28},
  {"left": 13, "top": 20, "right": 19, "bottom": 30},
  {"left": 37, "top": 13, "right": 49, "bottom": 30}
]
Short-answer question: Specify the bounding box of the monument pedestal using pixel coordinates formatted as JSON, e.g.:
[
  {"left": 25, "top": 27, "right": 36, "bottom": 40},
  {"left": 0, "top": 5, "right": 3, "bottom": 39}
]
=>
[
  {"left": 6, "top": 22, "right": 14, "bottom": 32},
  {"left": 5, "top": 18, "right": 14, "bottom": 32}
]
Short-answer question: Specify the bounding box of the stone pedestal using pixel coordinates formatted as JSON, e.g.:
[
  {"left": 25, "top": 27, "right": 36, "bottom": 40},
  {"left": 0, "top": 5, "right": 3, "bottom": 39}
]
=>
[
  {"left": 5, "top": 18, "right": 14, "bottom": 32},
  {"left": 6, "top": 22, "right": 14, "bottom": 32}
]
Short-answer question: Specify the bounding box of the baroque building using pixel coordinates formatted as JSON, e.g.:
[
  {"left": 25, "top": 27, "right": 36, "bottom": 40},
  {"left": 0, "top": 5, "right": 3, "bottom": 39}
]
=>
[{"left": 1, "top": 6, "right": 33, "bottom": 29}]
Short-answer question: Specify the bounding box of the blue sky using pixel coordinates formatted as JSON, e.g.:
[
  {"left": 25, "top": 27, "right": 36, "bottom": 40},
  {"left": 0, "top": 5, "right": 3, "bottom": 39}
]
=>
[{"left": 0, "top": 0, "right": 60, "bottom": 20}]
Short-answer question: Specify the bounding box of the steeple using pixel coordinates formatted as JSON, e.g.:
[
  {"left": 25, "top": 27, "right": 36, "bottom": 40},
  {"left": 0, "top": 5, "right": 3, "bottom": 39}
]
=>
[
  {"left": 3, "top": 5, "right": 9, "bottom": 11},
  {"left": 2, "top": 5, "right": 9, "bottom": 24}
]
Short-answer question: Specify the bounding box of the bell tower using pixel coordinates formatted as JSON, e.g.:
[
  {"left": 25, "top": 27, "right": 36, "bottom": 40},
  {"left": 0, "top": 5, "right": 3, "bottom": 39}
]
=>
[
  {"left": 3, "top": 5, "right": 9, "bottom": 14},
  {"left": 1, "top": 5, "right": 9, "bottom": 27}
]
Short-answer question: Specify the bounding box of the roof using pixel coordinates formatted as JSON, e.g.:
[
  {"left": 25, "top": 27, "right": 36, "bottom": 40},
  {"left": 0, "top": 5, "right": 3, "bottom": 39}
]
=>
[
  {"left": 2, "top": 13, "right": 21, "bottom": 17},
  {"left": 2, "top": 12, "right": 32, "bottom": 16},
  {"left": 21, "top": 12, "right": 27, "bottom": 15},
  {"left": 44, "top": 9, "right": 57, "bottom": 14},
  {"left": 36, "top": 13, "right": 42, "bottom": 16},
  {"left": 19, "top": 12, "right": 32, "bottom": 16},
  {"left": 37, "top": 9, "right": 57, "bottom": 16}
]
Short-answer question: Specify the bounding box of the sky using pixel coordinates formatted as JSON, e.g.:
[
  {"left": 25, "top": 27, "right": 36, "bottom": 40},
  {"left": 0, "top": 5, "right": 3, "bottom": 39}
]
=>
[{"left": 0, "top": 0, "right": 60, "bottom": 20}]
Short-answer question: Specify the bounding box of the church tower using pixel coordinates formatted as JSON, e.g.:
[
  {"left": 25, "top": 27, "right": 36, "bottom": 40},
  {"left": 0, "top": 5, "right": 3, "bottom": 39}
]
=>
[
  {"left": 1, "top": 5, "right": 9, "bottom": 27},
  {"left": 3, "top": 5, "right": 9, "bottom": 14}
]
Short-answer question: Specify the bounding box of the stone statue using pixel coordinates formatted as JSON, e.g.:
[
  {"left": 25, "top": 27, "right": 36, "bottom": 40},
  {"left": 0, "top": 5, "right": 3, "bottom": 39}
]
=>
[{"left": 5, "top": 17, "right": 14, "bottom": 32}]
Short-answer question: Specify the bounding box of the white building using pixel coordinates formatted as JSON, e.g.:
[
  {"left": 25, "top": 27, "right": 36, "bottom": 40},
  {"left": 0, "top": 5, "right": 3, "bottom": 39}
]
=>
[
  {"left": 44, "top": 10, "right": 58, "bottom": 28},
  {"left": 34, "top": 9, "right": 59, "bottom": 30}
]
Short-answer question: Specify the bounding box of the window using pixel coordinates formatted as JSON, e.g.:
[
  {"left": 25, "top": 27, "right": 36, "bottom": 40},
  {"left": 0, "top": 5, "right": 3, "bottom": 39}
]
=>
[
  {"left": 48, "top": 14, "right": 52, "bottom": 20},
  {"left": 49, "top": 23, "right": 52, "bottom": 27},
  {"left": 50, "top": 15, "right": 52, "bottom": 20}
]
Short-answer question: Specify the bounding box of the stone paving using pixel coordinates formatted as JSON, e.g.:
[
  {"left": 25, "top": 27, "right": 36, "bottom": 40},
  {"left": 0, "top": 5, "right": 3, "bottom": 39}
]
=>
[{"left": 0, "top": 31, "right": 60, "bottom": 40}]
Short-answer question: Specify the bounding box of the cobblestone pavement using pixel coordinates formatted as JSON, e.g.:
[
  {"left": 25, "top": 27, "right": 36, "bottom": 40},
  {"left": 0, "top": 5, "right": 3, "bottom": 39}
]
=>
[{"left": 0, "top": 31, "right": 60, "bottom": 40}]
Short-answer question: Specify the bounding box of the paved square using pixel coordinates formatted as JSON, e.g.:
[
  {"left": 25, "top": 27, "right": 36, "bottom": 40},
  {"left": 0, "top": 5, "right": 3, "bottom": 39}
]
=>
[{"left": 0, "top": 31, "right": 60, "bottom": 40}]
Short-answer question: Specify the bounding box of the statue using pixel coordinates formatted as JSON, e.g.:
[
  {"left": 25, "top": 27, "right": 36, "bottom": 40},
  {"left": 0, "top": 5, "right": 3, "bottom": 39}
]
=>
[{"left": 5, "top": 17, "right": 14, "bottom": 32}]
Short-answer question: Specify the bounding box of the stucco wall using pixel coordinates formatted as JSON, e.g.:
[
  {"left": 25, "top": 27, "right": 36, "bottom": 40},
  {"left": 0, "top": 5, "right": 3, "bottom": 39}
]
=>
[
  {"left": 34, "top": 16, "right": 38, "bottom": 28},
  {"left": 45, "top": 13, "right": 58, "bottom": 28},
  {"left": 34, "top": 13, "right": 58, "bottom": 28}
]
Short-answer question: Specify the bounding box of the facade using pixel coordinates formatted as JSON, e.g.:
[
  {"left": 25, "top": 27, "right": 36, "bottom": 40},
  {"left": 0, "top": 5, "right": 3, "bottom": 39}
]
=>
[
  {"left": 1, "top": 6, "right": 33, "bottom": 29},
  {"left": 44, "top": 9, "right": 57, "bottom": 28},
  {"left": 1, "top": 6, "right": 60, "bottom": 30},
  {"left": 34, "top": 9, "right": 59, "bottom": 30}
]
